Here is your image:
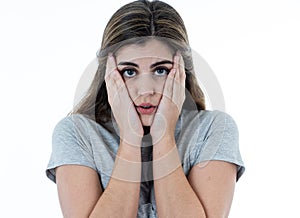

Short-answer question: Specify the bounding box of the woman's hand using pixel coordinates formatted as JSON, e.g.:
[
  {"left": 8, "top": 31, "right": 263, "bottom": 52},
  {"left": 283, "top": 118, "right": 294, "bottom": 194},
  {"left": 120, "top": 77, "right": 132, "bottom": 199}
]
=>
[
  {"left": 150, "top": 52, "right": 186, "bottom": 144},
  {"left": 105, "top": 54, "right": 144, "bottom": 146}
]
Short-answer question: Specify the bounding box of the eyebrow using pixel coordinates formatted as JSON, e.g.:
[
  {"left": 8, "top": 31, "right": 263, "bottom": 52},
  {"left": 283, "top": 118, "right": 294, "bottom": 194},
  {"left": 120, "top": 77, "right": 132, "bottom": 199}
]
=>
[{"left": 118, "top": 60, "right": 173, "bottom": 68}]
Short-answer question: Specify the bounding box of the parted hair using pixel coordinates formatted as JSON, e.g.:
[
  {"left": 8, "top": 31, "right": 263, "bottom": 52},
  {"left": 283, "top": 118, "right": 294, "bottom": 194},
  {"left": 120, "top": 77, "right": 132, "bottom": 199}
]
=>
[{"left": 71, "top": 0, "right": 206, "bottom": 125}]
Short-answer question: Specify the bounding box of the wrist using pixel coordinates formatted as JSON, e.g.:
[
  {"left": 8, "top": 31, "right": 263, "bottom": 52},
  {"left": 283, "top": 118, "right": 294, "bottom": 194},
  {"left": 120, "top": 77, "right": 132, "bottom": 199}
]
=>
[
  {"left": 151, "top": 130, "right": 175, "bottom": 146},
  {"left": 152, "top": 134, "right": 176, "bottom": 157},
  {"left": 118, "top": 140, "right": 141, "bottom": 161},
  {"left": 152, "top": 145, "right": 181, "bottom": 179},
  {"left": 119, "top": 131, "right": 143, "bottom": 147},
  {"left": 114, "top": 142, "right": 142, "bottom": 182}
]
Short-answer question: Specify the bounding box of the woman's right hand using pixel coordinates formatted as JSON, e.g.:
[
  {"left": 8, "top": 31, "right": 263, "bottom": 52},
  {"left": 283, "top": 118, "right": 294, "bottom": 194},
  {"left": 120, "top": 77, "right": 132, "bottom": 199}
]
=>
[{"left": 105, "top": 54, "right": 144, "bottom": 146}]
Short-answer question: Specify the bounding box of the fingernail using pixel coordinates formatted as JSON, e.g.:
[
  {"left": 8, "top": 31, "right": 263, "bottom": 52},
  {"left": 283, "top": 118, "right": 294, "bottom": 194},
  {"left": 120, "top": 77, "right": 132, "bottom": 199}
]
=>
[{"left": 171, "top": 69, "right": 176, "bottom": 76}]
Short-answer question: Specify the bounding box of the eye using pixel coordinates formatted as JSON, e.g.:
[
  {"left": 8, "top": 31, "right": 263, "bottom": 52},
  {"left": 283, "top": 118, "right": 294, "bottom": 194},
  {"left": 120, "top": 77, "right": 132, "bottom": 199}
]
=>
[
  {"left": 154, "top": 67, "right": 170, "bottom": 76},
  {"left": 121, "top": 69, "right": 136, "bottom": 78}
]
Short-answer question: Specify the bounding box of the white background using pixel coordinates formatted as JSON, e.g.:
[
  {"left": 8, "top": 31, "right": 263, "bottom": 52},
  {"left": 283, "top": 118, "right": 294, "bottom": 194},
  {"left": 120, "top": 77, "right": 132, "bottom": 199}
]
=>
[{"left": 1, "top": 0, "right": 299, "bottom": 217}]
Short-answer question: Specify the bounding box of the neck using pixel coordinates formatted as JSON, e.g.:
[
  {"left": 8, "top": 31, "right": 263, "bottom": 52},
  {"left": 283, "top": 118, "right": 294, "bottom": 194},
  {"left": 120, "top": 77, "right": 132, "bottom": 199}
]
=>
[{"left": 143, "top": 126, "right": 150, "bottom": 135}]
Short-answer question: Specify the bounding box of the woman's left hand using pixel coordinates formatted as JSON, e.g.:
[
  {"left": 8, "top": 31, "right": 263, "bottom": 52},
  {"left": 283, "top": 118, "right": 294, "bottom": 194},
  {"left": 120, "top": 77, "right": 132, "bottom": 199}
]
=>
[{"left": 150, "top": 52, "right": 186, "bottom": 144}]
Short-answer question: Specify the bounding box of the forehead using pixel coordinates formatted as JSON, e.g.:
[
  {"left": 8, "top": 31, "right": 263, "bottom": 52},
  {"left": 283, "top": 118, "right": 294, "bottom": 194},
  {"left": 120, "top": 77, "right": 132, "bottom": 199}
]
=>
[{"left": 115, "top": 39, "right": 174, "bottom": 63}]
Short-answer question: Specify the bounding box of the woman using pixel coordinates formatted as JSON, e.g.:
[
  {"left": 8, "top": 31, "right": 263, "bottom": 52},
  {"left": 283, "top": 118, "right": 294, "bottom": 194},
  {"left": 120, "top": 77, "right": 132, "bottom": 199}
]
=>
[{"left": 46, "top": 0, "right": 245, "bottom": 217}]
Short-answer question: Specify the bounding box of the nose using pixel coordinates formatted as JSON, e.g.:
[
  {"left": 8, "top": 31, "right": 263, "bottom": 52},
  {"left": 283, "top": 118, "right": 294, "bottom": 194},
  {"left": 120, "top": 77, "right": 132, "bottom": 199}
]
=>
[{"left": 136, "top": 74, "right": 156, "bottom": 96}]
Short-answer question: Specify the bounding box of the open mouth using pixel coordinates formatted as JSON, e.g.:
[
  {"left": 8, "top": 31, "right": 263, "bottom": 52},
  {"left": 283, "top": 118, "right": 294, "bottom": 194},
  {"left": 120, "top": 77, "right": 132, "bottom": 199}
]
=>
[{"left": 136, "top": 103, "right": 157, "bottom": 115}]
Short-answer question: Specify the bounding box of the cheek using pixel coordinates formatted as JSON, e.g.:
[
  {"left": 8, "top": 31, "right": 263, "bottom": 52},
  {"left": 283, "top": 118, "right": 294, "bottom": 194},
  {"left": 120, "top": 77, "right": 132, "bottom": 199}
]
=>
[
  {"left": 124, "top": 76, "right": 166, "bottom": 98},
  {"left": 154, "top": 78, "right": 166, "bottom": 94},
  {"left": 124, "top": 79, "right": 137, "bottom": 99}
]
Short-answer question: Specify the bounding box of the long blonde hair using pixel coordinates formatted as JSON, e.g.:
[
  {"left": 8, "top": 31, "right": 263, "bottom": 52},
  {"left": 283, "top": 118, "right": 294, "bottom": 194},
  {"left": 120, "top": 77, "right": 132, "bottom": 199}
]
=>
[{"left": 71, "top": 0, "right": 205, "bottom": 125}]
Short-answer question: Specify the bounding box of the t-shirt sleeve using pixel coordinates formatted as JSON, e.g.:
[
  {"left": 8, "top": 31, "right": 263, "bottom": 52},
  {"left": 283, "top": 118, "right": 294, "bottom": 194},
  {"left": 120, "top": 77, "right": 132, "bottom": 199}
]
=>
[
  {"left": 192, "top": 111, "right": 245, "bottom": 181},
  {"left": 46, "top": 115, "right": 97, "bottom": 183}
]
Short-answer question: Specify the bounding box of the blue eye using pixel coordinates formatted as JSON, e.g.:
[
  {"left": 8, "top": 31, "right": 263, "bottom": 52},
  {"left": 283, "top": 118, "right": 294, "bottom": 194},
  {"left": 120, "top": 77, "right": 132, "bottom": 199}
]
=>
[
  {"left": 154, "top": 67, "right": 170, "bottom": 76},
  {"left": 121, "top": 69, "right": 136, "bottom": 78}
]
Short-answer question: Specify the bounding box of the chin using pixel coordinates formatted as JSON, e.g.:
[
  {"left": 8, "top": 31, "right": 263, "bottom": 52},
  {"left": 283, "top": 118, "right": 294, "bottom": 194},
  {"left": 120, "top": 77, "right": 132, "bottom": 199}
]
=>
[{"left": 140, "top": 115, "right": 154, "bottom": 126}]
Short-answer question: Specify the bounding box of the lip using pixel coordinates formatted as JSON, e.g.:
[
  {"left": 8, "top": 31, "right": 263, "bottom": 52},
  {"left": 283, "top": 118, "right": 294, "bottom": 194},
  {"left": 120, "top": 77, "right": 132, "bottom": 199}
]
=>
[{"left": 136, "top": 103, "right": 157, "bottom": 115}]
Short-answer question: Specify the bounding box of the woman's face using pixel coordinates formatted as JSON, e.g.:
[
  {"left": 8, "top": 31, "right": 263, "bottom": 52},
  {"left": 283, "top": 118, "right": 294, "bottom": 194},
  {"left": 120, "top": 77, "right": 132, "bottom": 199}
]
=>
[{"left": 115, "top": 39, "right": 174, "bottom": 126}]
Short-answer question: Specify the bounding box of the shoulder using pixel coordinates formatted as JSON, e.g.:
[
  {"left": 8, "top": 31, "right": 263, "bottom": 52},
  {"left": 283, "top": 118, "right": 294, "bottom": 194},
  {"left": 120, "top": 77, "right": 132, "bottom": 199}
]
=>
[
  {"left": 179, "top": 110, "right": 245, "bottom": 181},
  {"left": 196, "top": 110, "right": 236, "bottom": 124},
  {"left": 54, "top": 113, "right": 92, "bottom": 128},
  {"left": 179, "top": 109, "right": 238, "bottom": 135},
  {"left": 53, "top": 113, "right": 112, "bottom": 134},
  {"left": 202, "top": 110, "right": 238, "bottom": 133},
  {"left": 196, "top": 110, "right": 239, "bottom": 144},
  {"left": 52, "top": 114, "right": 112, "bottom": 143},
  {"left": 52, "top": 114, "right": 91, "bottom": 136},
  {"left": 52, "top": 114, "right": 118, "bottom": 147}
]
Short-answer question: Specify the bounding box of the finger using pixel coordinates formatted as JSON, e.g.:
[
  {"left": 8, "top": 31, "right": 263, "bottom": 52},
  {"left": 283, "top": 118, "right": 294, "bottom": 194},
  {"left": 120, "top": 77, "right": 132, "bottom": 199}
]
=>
[
  {"left": 178, "top": 52, "right": 186, "bottom": 102},
  {"left": 105, "top": 55, "right": 124, "bottom": 91},
  {"left": 173, "top": 52, "right": 185, "bottom": 110},
  {"left": 162, "top": 68, "right": 175, "bottom": 101},
  {"left": 172, "top": 53, "right": 179, "bottom": 101},
  {"left": 173, "top": 52, "right": 181, "bottom": 97},
  {"left": 106, "top": 54, "right": 127, "bottom": 91},
  {"left": 105, "top": 55, "right": 116, "bottom": 95},
  {"left": 105, "top": 54, "right": 116, "bottom": 92},
  {"left": 174, "top": 52, "right": 180, "bottom": 84},
  {"left": 105, "top": 54, "right": 125, "bottom": 107},
  {"left": 105, "top": 59, "right": 132, "bottom": 109},
  {"left": 172, "top": 56, "right": 181, "bottom": 108},
  {"left": 178, "top": 52, "right": 186, "bottom": 87},
  {"left": 105, "top": 53, "right": 117, "bottom": 80}
]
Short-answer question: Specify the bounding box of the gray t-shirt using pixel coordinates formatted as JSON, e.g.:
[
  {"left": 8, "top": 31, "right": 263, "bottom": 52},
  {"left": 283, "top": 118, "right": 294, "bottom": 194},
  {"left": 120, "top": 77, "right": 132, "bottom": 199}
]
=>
[{"left": 46, "top": 109, "right": 245, "bottom": 217}]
